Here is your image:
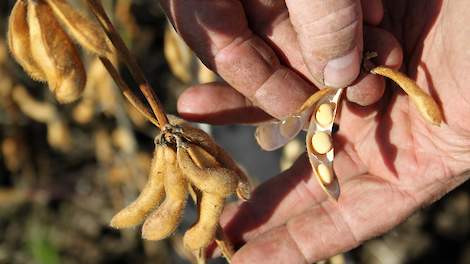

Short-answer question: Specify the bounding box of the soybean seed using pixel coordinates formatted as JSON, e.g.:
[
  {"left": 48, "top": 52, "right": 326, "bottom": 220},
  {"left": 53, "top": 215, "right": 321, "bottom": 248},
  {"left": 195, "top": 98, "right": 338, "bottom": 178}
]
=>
[
  {"left": 311, "top": 131, "right": 332, "bottom": 154},
  {"left": 317, "top": 163, "right": 333, "bottom": 185},
  {"left": 315, "top": 103, "right": 334, "bottom": 127}
]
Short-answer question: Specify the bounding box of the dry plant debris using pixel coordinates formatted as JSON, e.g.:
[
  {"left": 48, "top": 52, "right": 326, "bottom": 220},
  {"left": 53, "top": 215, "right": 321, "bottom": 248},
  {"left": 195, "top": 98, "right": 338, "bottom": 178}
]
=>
[
  {"left": 256, "top": 62, "right": 443, "bottom": 200},
  {"left": 12, "top": 84, "right": 72, "bottom": 152},
  {"left": 6, "top": 0, "right": 251, "bottom": 263}
]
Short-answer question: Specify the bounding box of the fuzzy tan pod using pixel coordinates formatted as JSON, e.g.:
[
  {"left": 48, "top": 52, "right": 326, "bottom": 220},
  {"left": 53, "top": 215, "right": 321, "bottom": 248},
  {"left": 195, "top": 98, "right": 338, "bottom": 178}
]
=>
[
  {"left": 178, "top": 122, "right": 251, "bottom": 200},
  {"left": 8, "top": 0, "right": 46, "bottom": 81},
  {"left": 177, "top": 142, "right": 238, "bottom": 197},
  {"left": 110, "top": 145, "right": 166, "bottom": 228},
  {"left": 213, "top": 144, "right": 251, "bottom": 201},
  {"left": 371, "top": 66, "right": 443, "bottom": 126},
  {"left": 27, "top": 0, "right": 86, "bottom": 103},
  {"left": 142, "top": 145, "right": 188, "bottom": 240},
  {"left": 45, "top": 0, "right": 111, "bottom": 57},
  {"left": 183, "top": 192, "right": 225, "bottom": 251}
]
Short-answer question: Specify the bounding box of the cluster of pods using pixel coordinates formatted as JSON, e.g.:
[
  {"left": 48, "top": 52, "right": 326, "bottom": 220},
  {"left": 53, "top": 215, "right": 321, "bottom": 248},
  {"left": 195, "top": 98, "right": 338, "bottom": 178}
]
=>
[
  {"left": 7, "top": 0, "right": 251, "bottom": 262},
  {"left": 8, "top": 0, "right": 111, "bottom": 103},
  {"left": 111, "top": 118, "right": 250, "bottom": 256}
]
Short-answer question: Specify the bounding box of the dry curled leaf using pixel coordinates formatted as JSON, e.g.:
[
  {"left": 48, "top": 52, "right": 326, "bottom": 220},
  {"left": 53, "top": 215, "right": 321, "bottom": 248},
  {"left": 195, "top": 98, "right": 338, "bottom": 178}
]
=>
[{"left": 27, "top": 0, "right": 86, "bottom": 103}]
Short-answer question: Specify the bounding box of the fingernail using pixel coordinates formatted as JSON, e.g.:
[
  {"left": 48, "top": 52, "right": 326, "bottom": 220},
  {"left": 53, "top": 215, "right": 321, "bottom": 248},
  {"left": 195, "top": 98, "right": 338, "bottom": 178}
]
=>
[{"left": 324, "top": 47, "right": 360, "bottom": 88}]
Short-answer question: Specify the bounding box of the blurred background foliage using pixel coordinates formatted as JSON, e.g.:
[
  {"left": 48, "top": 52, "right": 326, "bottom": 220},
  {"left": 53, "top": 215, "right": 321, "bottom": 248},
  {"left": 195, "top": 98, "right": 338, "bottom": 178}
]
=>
[{"left": 0, "top": 1, "right": 468, "bottom": 263}]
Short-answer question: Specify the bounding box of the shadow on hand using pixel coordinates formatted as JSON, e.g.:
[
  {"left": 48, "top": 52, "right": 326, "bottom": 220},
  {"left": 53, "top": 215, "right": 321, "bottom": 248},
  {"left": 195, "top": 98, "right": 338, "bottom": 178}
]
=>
[
  {"left": 180, "top": 107, "right": 272, "bottom": 125},
  {"left": 220, "top": 154, "right": 313, "bottom": 251}
]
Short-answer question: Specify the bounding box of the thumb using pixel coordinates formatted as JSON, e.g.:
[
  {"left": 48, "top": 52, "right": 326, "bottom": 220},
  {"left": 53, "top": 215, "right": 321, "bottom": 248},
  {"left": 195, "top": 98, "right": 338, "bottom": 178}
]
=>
[{"left": 286, "top": 0, "right": 362, "bottom": 88}]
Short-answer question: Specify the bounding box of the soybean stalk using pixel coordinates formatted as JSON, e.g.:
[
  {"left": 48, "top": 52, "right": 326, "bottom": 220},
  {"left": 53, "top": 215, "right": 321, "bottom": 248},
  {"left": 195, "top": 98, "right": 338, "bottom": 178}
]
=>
[
  {"left": 215, "top": 224, "right": 235, "bottom": 263},
  {"left": 99, "top": 57, "right": 159, "bottom": 127},
  {"left": 84, "top": 0, "right": 169, "bottom": 129}
]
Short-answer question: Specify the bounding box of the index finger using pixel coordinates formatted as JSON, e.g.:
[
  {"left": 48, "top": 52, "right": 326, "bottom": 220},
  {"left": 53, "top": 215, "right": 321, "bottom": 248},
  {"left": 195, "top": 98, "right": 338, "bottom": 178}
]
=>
[{"left": 160, "top": 0, "right": 315, "bottom": 119}]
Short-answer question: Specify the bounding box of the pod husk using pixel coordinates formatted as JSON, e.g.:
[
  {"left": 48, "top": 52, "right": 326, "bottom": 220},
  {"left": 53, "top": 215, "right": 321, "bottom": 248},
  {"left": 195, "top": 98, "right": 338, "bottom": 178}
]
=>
[
  {"left": 110, "top": 145, "right": 166, "bottom": 228},
  {"left": 45, "top": 0, "right": 111, "bottom": 57},
  {"left": 142, "top": 145, "right": 188, "bottom": 240},
  {"left": 28, "top": 0, "right": 86, "bottom": 103},
  {"left": 8, "top": 0, "right": 46, "bottom": 80},
  {"left": 183, "top": 192, "right": 225, "bottom": 251}
]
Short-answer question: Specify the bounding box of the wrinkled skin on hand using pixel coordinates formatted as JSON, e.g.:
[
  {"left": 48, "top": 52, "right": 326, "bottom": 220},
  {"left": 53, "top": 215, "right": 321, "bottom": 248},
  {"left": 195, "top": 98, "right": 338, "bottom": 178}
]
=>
[{"left": 163, "top": 0, "right": 470, "bottom": 263}]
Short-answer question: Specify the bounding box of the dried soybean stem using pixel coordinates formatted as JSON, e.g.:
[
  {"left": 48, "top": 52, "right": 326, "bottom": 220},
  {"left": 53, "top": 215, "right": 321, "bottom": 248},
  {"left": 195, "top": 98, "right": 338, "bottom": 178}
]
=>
[
  {"left": 99, "top": 57, "right": 159, "bottom": 127},
  {"left": 215, "top": 224, "right": 234, "bottom": 263},
  {"left": 84, "top": 0, "right": 169, "bottom": 128}
]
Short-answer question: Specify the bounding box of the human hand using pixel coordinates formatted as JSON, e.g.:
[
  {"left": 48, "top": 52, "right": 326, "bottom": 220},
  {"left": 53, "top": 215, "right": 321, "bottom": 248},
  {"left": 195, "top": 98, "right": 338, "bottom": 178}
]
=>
[
  {"left": 160, "top": 0, "right": 389, "bottom": 122},
  {"left": 162, "top": 0, "right": 470, "bottom": 263}
]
